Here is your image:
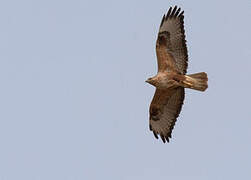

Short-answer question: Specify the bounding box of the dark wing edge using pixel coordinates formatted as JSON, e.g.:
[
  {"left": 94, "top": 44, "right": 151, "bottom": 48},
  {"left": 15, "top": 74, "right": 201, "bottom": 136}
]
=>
[
  {"left": 149, "top": 87, "right": 185, "bottom": 143},
  {"left": 157, "top": 6, "right": 188, "bottom": 74}
]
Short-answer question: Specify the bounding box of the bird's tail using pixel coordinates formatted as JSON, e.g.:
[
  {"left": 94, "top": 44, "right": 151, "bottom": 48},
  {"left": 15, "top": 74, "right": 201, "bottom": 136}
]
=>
[{"left": 183, "top": 72, "right": 208, "bottom": 91}]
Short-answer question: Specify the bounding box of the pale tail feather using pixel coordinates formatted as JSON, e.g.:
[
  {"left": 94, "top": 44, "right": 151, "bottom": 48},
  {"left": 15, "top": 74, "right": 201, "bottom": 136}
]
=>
[{"left": 183, "top": 72, "right": 208, "bottom": 91}]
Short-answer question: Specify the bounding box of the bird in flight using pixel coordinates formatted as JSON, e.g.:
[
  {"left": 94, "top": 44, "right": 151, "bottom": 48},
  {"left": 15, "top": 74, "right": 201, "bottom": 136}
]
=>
[{"left": 146, "top": 6, "right": 208, "bottom": 143}]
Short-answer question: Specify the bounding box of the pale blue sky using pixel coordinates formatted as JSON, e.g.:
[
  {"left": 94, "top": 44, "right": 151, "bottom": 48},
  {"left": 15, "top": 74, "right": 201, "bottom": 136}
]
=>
[{"left": 0, "top": 0, "right": 251, "bottom": 179}]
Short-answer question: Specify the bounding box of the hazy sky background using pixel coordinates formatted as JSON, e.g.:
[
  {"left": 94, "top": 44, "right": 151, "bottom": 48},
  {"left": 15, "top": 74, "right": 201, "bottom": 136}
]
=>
[{"left": 0, "top": 0, "right": 251, "bottom": 179}]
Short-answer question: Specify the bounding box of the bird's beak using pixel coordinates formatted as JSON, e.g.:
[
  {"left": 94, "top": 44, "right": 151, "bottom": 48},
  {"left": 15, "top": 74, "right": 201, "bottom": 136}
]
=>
[{"left": 145, "top": 79, "right": 149, "bottom": 83}]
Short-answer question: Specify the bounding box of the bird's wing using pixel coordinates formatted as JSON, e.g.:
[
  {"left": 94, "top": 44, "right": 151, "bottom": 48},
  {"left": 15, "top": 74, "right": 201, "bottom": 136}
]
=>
[
  {"left": 149, "top": 87, "right": 185, "bottom": 143},
  {"left": 156, "top": 6, "right": 188, "bottom": 74}
]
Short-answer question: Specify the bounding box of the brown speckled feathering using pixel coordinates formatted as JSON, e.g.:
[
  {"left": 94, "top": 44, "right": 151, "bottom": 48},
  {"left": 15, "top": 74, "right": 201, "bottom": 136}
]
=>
[{"left": 146, "top": 6, "right": 208, "bottom": 143}]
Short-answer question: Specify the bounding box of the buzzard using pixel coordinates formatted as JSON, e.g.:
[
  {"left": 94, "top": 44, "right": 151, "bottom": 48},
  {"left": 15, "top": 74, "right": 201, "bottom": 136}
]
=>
[{"left": 146, "top": 6, "right": 208, "bottom": 143}]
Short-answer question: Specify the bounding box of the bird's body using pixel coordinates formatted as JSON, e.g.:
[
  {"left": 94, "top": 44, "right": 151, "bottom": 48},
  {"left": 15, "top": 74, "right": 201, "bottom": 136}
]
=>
[
  {"left": 147, "top": 71, "right": 180, "bottom": 89},
  {"left": 148, "top": 71, "right": 207, "bottom": 90},
  {"left": 146, "top": 6, "right": 208, "bottom": 143}
]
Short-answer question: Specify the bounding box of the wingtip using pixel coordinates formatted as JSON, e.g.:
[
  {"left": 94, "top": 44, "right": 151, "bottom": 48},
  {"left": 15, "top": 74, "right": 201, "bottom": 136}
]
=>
[
  {"left": 152, "top": 132, "right": 171, "bottom": 143},
  {"left": 179, "top": 10, "right": 184, "bottom": 17},
  {"left": 173, "top": 5, "right": 178, "bottom": 10},
  {"left": 160, "top": 14, "right": 166, "bottom": 27},
  {"left": 175, "top": 7, "right": 181, "bottom": 17},
  {"left": 166, "top": 7, "right": 172, "bottom": 19},
  {"left": 165, "top": 6, "right": 184, "bottom": 20},
  {"left": 153, "top": 131, "right": 159, "bottom": 139},
  {"left": 165, "top": 136, "right": 170, "bottom": 143},
  {"left": 170, "top": 6, "right": 177, "bottom": 17},
  {"left": 160, "top": 134, "right": 166, "bottom": 143}
]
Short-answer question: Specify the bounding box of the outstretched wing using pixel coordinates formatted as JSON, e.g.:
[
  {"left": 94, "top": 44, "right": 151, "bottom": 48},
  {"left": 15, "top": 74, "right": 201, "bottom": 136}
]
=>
[
  {"left": 156, "top": 6, "right": 188, "bottom": 74},
  {"left": 149, "top": 87, "right": 185, "bottom": 143}
]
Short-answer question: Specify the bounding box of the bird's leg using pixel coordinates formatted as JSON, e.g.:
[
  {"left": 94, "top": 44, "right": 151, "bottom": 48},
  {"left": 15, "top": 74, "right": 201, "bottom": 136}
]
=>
[
  {"left": 184, "top": 81, "right": 193, "bottom": 87},
  {"left": 182, "top": 76, "right": 195, "bottom": 88},
  {"left": 173, "top": 75, "right": 189, "bottom": 87}
]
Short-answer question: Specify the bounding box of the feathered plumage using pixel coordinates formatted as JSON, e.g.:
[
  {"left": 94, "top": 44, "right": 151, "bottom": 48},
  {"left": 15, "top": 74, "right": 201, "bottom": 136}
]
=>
[{"left": 146, "top": 6, "right": 208, "bottom": 143}]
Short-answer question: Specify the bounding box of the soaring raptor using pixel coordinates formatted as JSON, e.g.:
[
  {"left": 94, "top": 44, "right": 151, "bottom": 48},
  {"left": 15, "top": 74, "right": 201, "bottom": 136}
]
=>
[{"left": 146, "top": 6, "right": 208, "bottom": 143}]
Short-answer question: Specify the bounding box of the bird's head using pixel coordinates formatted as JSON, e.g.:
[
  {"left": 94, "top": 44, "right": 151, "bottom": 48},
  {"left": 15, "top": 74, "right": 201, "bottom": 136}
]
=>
[{"left": 145, "top": 77, "right": 157, "bottom": 86}]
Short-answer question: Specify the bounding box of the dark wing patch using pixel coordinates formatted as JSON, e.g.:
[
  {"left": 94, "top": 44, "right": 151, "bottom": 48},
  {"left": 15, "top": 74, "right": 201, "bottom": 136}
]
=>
[
  {"left": 150, "top": 107, "right": 160, "bottom": 121},
  {"left": 157, "top": 6, "right": 188, "bottom": 74},
  {"left": 149, "top": 87, "right": 185, "bottom": 143}
]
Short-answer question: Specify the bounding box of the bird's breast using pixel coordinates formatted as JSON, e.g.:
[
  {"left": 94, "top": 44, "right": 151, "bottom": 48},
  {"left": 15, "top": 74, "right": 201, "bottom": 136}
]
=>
[{"left": 155, "top": 73, "right": 175, "bottom": 89}]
